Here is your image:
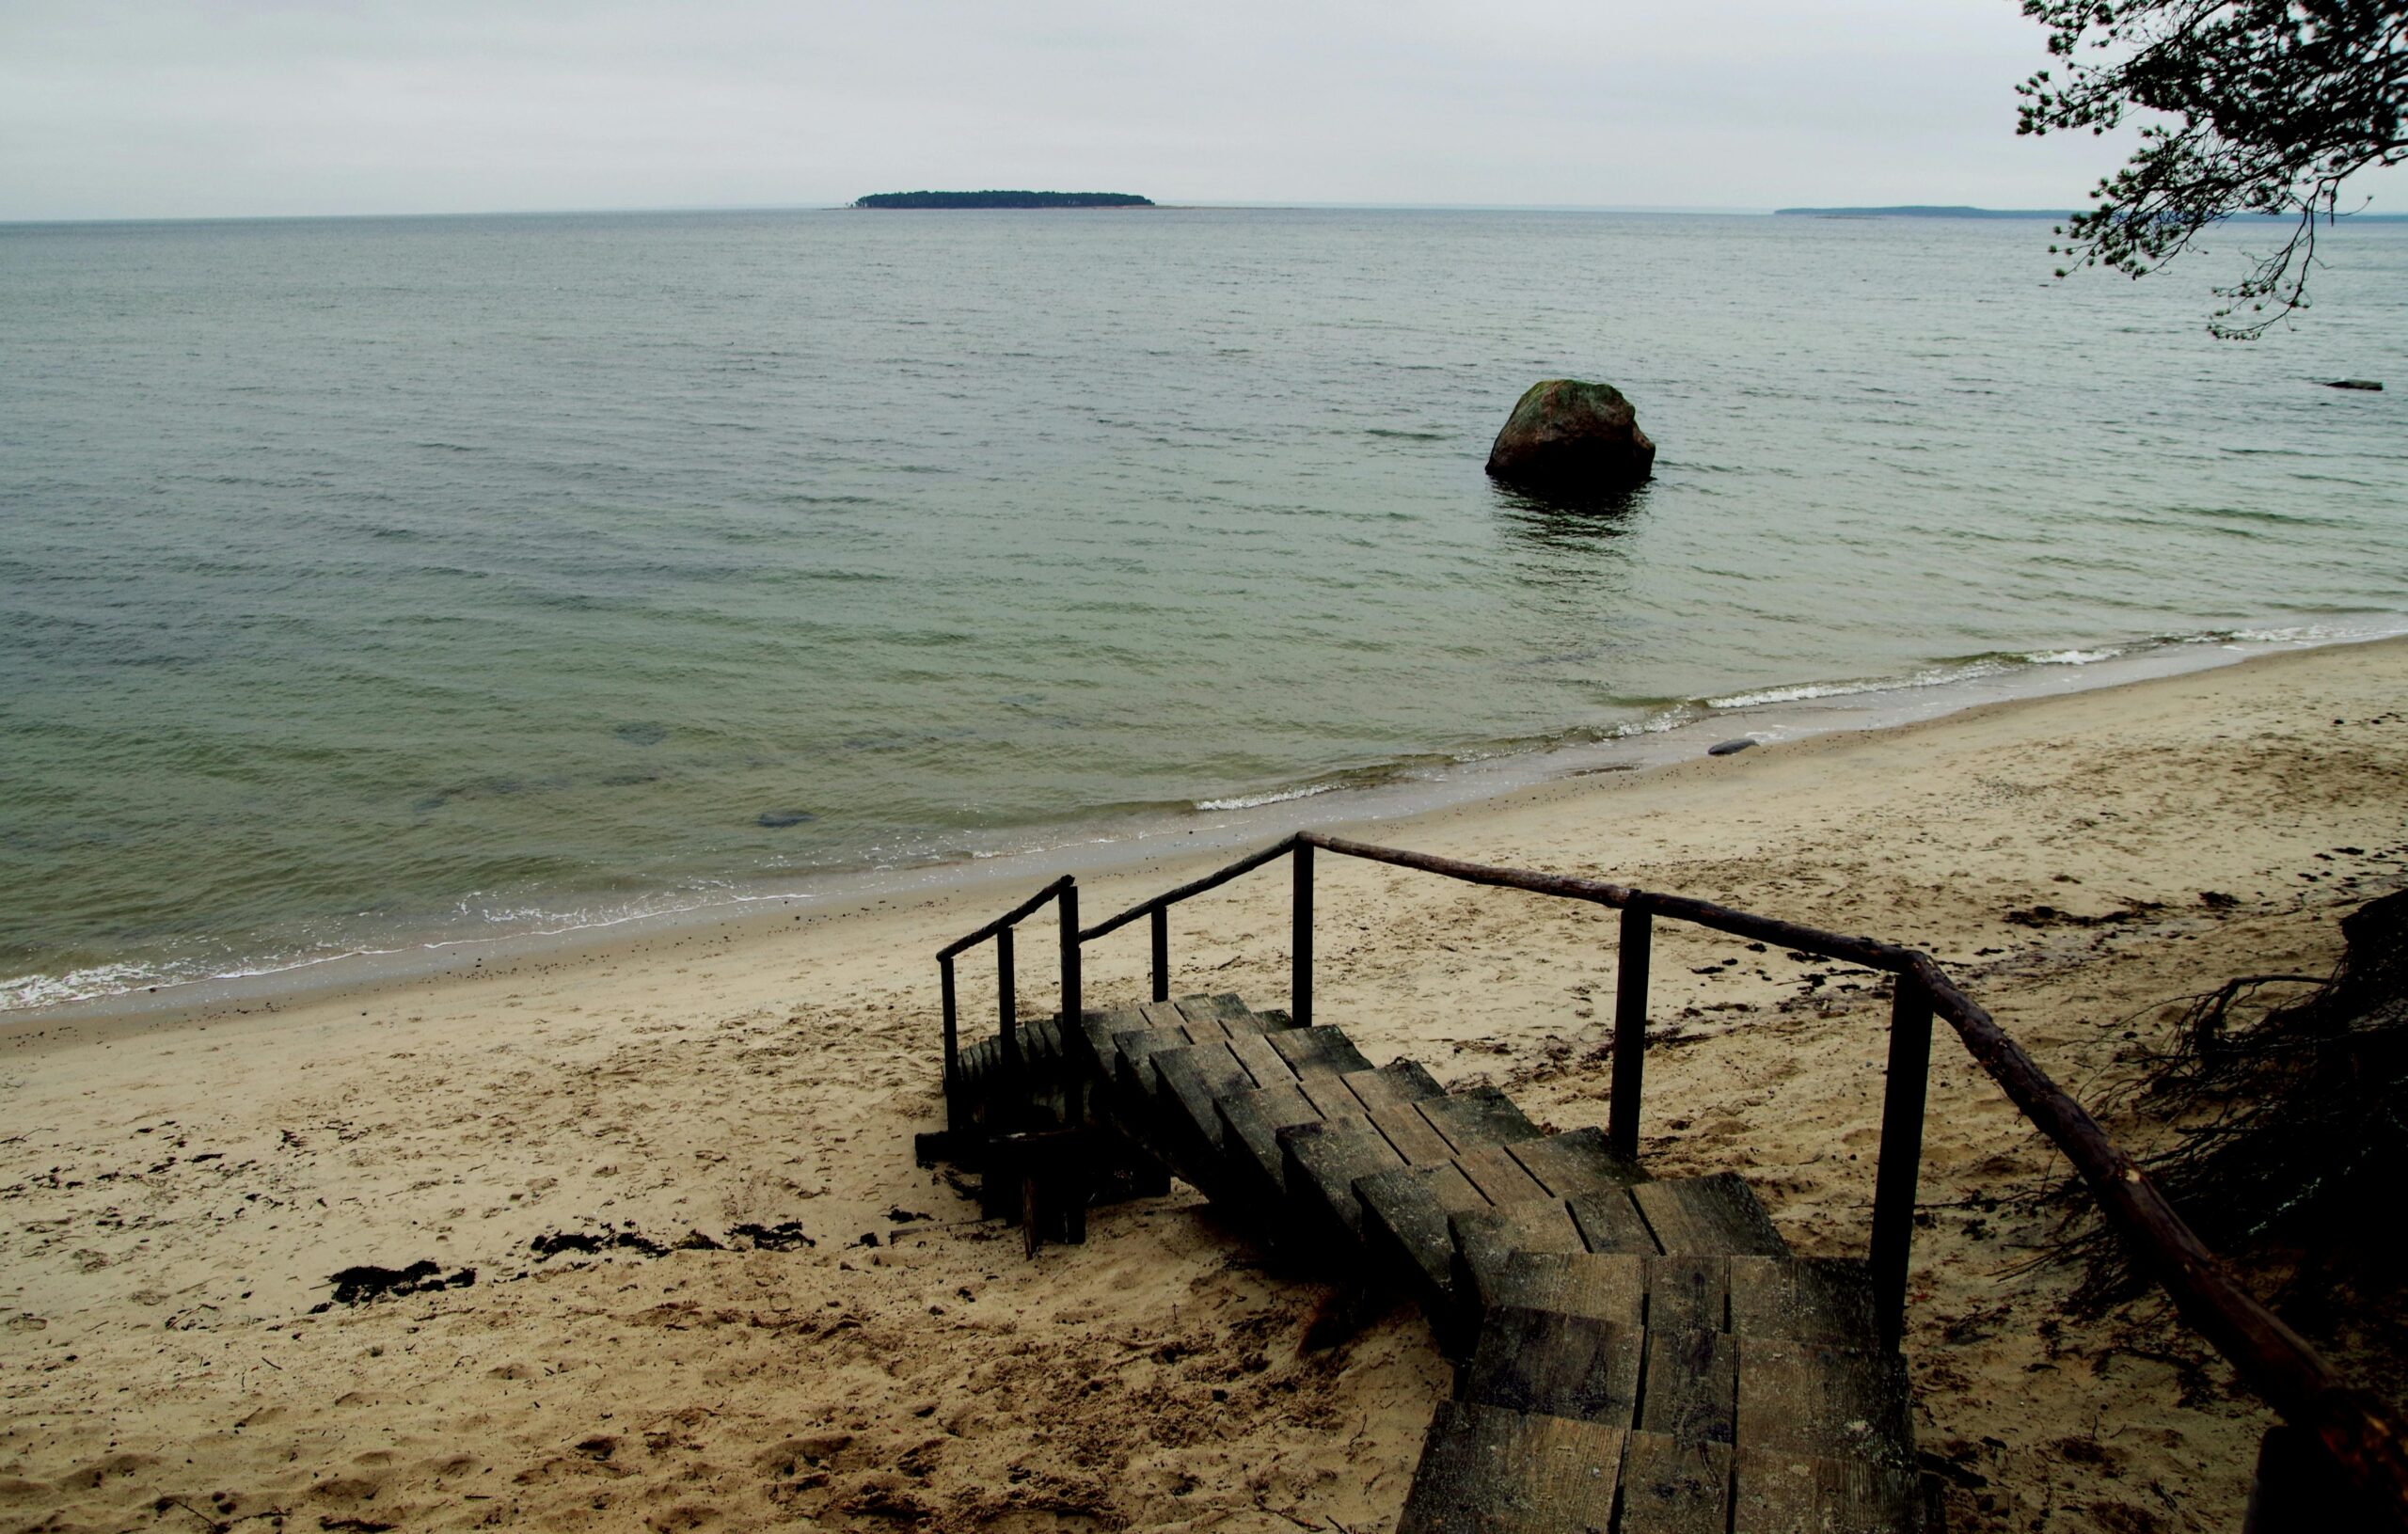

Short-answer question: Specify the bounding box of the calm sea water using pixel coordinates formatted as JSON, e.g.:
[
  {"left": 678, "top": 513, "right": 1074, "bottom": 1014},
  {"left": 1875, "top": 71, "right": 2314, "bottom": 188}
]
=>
[{"left": 3, "top": 208, "right": 2404, "bottom": 1008}]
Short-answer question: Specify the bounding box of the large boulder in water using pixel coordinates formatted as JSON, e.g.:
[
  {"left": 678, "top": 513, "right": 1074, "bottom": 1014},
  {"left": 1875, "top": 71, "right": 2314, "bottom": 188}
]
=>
[{"left": 1484, "top": 379, "right": 1655, "bottom": 493}]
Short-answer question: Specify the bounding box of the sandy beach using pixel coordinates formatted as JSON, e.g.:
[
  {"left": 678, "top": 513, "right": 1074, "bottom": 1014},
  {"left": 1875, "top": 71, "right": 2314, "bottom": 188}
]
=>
[{"left": 3, "top": 637, "right": 2402, "bottom": 1534}]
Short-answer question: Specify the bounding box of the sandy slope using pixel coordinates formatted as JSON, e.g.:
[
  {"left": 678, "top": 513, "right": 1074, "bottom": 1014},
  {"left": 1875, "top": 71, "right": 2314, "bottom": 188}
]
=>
[{"left": 2, "top": 639, "right": 2401, "bottom": 1533}]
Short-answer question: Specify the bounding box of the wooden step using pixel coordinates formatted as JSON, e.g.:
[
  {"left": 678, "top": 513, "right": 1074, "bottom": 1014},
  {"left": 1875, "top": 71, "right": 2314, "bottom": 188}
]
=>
[
  {"left": 1073, "top": 1003, "right": 1148, "bottom": 1074},
  {"left": 1358, "top": 1162, "right": 1494, "bottom": 1314},
  {"left": 1453, "top": 1198, "right": 1591, "bottom": 1313},
  {"left": 1619, "top": 1431, "right": 1733, "bottom": 1533},
  {"left": 1218, "top": 1073, "right": 1351, "bottom": 1198},
  {"left": 1397, "top": 1400, "right": 1625, "bottom": 1534},
  {"left": 1729, "top": 1256, "right": 1878, "bottom": 1348},
  {"left": 1280, "top": 1115, "right": 1405, "bottom": 1244},
  {"left": 1632, "top": 1173, "right": 1789, "bottom": 1257},
  {"left": 1509, "top": 1125, "right": 1644, "bottom": 1196},
  {"left": 1266, "top": 1024, "right": 1370, "bottom": 1076},
  {"left": 1458, "top": 1305, "right": 1642, "bottom": 1426},
  {"left": 1146, "top": 1041, "right": 1259, "bottom": 1185},
  {"left": 1479, "top": 1251, "right": 1646, "bottom": 1329},
  {"left": 1354, "top": 1115, "right": 1580, "bottom": 1320},
  {"left": 1736, "top": 1338, "right": 1915, "bottom": 1471},
  {"left": 1416, "top": 1085, "right": 1545, "bottom": 1155},
  {"left": 1731, "top": 1447, "right": 1923, "bottom": 1533},
  {"left": 1274, "top": 1061, "right": 1452, "bottom": 1248}
]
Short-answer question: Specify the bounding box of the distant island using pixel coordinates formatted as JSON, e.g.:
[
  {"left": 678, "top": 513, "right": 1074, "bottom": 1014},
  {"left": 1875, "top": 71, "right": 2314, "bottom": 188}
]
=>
[
  {"left": 1775, "top": 205, "right": 2073, "bottom": 220},
  {"left": 851, "top": 190, "right": 1154, "bottom": 210},
  {"left": 1774, "top": 203, "right": 2408, "bottom": 223}
]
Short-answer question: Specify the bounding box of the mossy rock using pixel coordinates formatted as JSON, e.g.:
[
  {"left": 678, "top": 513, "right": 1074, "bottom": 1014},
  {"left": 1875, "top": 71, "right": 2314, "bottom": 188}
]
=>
[{"left": 1484, "top": 379, "right": 1656, "bottom": 493}]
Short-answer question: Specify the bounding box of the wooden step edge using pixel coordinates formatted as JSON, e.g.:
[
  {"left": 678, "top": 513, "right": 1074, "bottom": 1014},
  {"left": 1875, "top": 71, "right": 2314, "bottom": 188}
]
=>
[{"left": 1395, "top": 1399, "right": 1627, "bottom": 1534}]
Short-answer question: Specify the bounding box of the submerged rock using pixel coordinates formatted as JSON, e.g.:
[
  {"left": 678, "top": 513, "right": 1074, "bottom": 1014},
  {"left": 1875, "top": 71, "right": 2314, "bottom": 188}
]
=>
[
  {"left": 2324, "top": 378, "right": 2384, "bottom": 391},
  {"left": 1485, "top": 379, "right": 1656, "bottom": 494},
  {"left": 757, "top": 809, "right": 816, "bottom": 829}
]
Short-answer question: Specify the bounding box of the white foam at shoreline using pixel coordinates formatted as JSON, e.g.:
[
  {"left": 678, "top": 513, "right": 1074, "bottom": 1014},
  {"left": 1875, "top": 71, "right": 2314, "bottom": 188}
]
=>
[{"left": 1196, "top": 782, "right": 1344, "bottom": 812}]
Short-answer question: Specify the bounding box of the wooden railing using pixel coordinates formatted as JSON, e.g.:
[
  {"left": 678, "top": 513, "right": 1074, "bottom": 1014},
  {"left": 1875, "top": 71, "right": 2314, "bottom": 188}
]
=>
[
  {"left": 934, "top": 832, "right": 2408, "bottom": 1524},
  {"left": 934, "top": 873, "right": 1082, "bottom": 1140}
]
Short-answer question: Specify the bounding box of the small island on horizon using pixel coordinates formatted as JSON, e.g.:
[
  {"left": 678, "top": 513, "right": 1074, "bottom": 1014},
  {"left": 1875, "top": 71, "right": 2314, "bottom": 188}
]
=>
[{"left": 851, "top": 190, "right": 1154, "bottom": 210}]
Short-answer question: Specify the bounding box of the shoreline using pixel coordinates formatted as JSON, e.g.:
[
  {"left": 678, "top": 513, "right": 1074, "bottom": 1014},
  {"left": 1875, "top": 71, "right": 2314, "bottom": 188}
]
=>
[
  {"left": 12, "top": 623, "right": 2402, "bottom": 1034},
  {"left": 2, "top": 634, "right": 2401, "bottom": 1529}
]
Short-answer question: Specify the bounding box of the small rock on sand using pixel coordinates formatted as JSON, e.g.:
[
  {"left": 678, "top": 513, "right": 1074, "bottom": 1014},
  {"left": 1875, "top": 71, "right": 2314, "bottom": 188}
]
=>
[{"left": 1707, "top": 738, "right": 1757, "bottom": 756}]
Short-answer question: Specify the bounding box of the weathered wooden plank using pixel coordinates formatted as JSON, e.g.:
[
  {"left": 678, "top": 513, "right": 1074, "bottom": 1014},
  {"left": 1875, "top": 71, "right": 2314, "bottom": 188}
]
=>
[
  {"left": 1735, "top": 1338, "right": 1915, "bottom": 1470},
  {"left": 1024, "top": 1016, "right": 1060, "bottom": 1065},
  {"left": 1217, "top": 1081, "right": 1328, "bottom": 1195},
  {"left": 1450, "top": 1200, "right": 1589, "bottom": 1312},
  {"left": 1252, "top": 1005, "right": 1297, "bottom": 1031},
  {"left": 1076, "top": 1005, "right": 1144, "bottom": 1074},
  {"left": 1458, "top": 1305, "right": 1642, "bottom": 1428},
  {"left": 1397, "top": 1400, "right": 1625, "bottom": 1534},
  {"left": 1633, "top": 1173, "right": 1790, "bottom": 1257},
  {"left": 1730, "top": 1448, "right": 1921, "bottom": 1533},
  {"left": 1220, "top": 1029, "right": 1293, "bottom": 1090},
  {"left": 1280, "top": 1115, "right": 1404, "bottom": 1241},
  {"left": 1149, "top": 1041, "right": 1254, "bottom": 1157},
  {"left": 1619, "top": 1431, "right": 1734, "bottom": 1534},
  {"left": 1178, "top": 1013, "right": 1238, "bottom": 1044},
  {"left": 1359, "top": 1162, "right": 1490, "bottom": 1310},
  {"left": 1645, "top": 1256, "right": 1730, "bottom": 1336},
  {"left": 1640, "top": 1326, "right": 1738, "bottom": 1446},
  {"left": 1730, "top": 1257, "right": 1879, "bottom": 1348},
  {"left": 1136, "top": 999, "right": 1189, "bottom": 1033},
  {"left": 1567, "top": 1187, "right": 1661, "bottom": 1256},
  {"left": 1341, "top": 1060, "right": 1447, "bottom": 1115},
  {"left": 1267, "top": 1025, "right": 1372, "bottom": 1077},
  {"left": 1182, "top": 992, "right": 1255, "bottom": 1024},
  {"left": 1416, "top": 1086, "right": 1544, "bottom": 1155},
  {"left": 1359, "top": 1097, "right": 1460, "bottom": 1166},
  {"left": 1508, "top": 1125, "right": 1644, "bottom": 1197},
  {"left": 1483, "top": 1251, "right": 1645, "bottom": 1328},
  {"left": 1112, "top": 1025, "right": 1191, "bottom": 1097},
  {"left": 1455, "top": 1144, "right": 1550, "bottom": 1206}
]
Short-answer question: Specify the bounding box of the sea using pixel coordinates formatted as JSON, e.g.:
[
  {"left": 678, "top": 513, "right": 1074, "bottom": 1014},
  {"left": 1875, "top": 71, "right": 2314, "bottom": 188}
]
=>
[{"left": 3, "top": 206, "right": 2403, "bottom": 1012}]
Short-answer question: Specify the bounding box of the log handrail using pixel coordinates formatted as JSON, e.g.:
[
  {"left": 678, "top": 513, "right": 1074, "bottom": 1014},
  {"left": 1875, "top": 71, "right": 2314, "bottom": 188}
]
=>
[
  {"left": 1077, "top": 834, "right": 1300, "bottom": 941},
  {"left": 938, "top": 873, "right": 1075, "bottom": 959}
]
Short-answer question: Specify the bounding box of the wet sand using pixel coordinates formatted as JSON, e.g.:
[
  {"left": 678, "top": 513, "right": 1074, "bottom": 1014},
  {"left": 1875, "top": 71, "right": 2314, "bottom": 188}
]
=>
[{"left": 2, "top": 637, "right": 2401, "bottom": 1532}]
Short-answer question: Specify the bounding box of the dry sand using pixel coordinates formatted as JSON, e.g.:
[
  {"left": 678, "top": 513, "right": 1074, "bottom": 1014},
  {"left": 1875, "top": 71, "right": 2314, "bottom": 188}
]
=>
[{"left": 2, "top": 639, "right": 2402, "bottom": 1534}]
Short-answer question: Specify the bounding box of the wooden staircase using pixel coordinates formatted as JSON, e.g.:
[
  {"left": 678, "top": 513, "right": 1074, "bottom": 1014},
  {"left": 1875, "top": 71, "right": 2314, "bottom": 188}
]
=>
[{"left": 950, "top": 990, "right": 1934, "bottom": 1534}]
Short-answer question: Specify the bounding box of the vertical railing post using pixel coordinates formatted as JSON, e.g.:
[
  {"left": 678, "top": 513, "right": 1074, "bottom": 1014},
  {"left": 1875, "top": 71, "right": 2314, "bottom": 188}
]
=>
[
  {"left": 1291, "top": 840, "right": 1314, "bottom": 1029},
  {"left": 996, "top": 923, "right": 1020, "bottom": 1109},
  {"left": 941, "top": 954, "right": 961, "bottom": 1138},
  {"left": 1058, "top": 883, "right": 1084, "bottom": 1127},
  {"left": 1608, "top": 900, "right": 1653, "bottom": 1163},
  {"left": 1870, "top": 969, "right": 1935, "bottom": 1350},
  {"left": 1149, "top": 905, "right": 1169, "bottom": 1003}
]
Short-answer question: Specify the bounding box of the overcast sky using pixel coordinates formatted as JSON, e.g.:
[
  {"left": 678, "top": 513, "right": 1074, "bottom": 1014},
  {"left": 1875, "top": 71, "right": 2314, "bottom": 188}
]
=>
[{"left": 1, "top": 1, "right": 2393, "bottom": 222}]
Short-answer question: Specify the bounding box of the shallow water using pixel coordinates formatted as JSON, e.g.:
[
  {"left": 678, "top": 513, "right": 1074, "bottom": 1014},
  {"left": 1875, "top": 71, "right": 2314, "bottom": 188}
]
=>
[{"left": 3, "top": 207, "right": 2403, "bottom": 1005}]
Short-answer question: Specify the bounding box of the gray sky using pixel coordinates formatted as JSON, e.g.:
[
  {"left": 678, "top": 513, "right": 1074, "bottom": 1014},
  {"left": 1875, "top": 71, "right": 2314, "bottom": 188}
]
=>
[{"left": 0, "top": 1, "right": 2389, "bottom": 221}]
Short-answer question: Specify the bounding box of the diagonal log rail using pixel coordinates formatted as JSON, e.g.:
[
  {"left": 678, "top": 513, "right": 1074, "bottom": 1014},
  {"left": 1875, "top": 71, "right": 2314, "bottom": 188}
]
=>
[{"left": 1015, "top": 830, "right": 2408, "bottom": 1524}]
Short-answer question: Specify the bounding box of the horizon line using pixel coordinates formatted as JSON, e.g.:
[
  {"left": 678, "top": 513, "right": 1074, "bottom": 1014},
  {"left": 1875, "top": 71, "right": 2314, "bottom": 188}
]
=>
[{"left": 0, "top": 198, "right": 1791, "bottom": 226}]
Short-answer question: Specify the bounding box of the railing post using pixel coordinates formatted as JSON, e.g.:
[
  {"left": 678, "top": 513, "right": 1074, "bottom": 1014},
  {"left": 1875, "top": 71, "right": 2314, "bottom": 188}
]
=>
[
  {"left": 1291, "top": 840, "right": 1314, "bottom": 1029},
  {"left": 1870, "top": 970, "right": 1935, "bottom": 1350},
  {"left": 1609, "top": 901, "right": 1652, "bottom": 1163},
  {"left": 941, "top": 954, "right": 962, "bottom": 1138},
  {"left": 1149, "top": 905, "right": 1169, "bottom": 1004},
  {"left": 996, "top": 923, "right": 1020, "bottom": 1103},
  {"left": 1058, "top": 883, "right": 1084, "bottom": 1126}
]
